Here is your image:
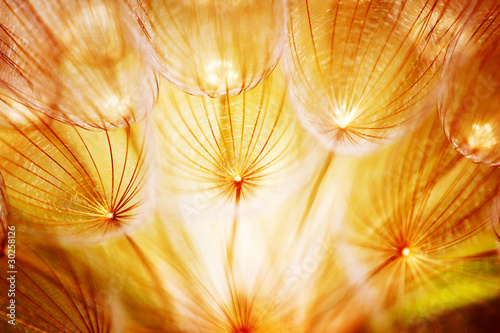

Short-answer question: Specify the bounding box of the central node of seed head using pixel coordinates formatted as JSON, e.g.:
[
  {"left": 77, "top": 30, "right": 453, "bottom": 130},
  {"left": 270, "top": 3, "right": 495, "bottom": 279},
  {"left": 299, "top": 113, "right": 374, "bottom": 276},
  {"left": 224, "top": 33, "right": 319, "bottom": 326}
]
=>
[
  {"left": 401, "top": 247, "right": 410, "bottom": 257},
  {"left": 234, "top": 326, "right": 252, "bottom": 333},
  {"left": 234, "top": 175, "right": 242, "bottom": 182},
  {"left": 334, "top": 104, "right": 356, "bottom": 129},
  {"left": 106, "top": 212, "right": 114, "bottom": 219}
]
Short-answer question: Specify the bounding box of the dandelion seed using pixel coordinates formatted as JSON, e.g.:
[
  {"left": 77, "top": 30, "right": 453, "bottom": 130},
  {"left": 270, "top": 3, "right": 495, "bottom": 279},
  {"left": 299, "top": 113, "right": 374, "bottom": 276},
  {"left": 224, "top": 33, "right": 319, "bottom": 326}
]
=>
[
  {"left": 0, "top": 109, "right": 154, "bottom": 242},
  {"left": 404, "top": 0, "right": 488, "bottom": 61},
  {"left": 341, "top": 114, "right": 500, "bottom": 324},
  {"left": 284, "top": 0, "right": 441, "bottom": 154},
  {"left": 126, "top": 0, "right": 287, "bottom": 97},
  {"left": 438, "top": 2, "right": 500, "bottom": 165},
  {"left": 0, "top": 0, "right": 158, "bottom": 129},
  {"left": 155, "top": 69, "right": 310, "bottom": 221},
  {"left": 0, "top": 241, "right": 119, "bottom": 332}
]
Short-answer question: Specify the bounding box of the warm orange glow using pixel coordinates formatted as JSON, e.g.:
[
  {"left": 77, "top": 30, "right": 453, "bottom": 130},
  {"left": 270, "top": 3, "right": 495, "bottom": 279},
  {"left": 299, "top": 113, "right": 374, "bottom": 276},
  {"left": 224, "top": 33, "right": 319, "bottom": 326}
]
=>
[{"left": 1, "top": 1, "right": 500, "bottom": 332}]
